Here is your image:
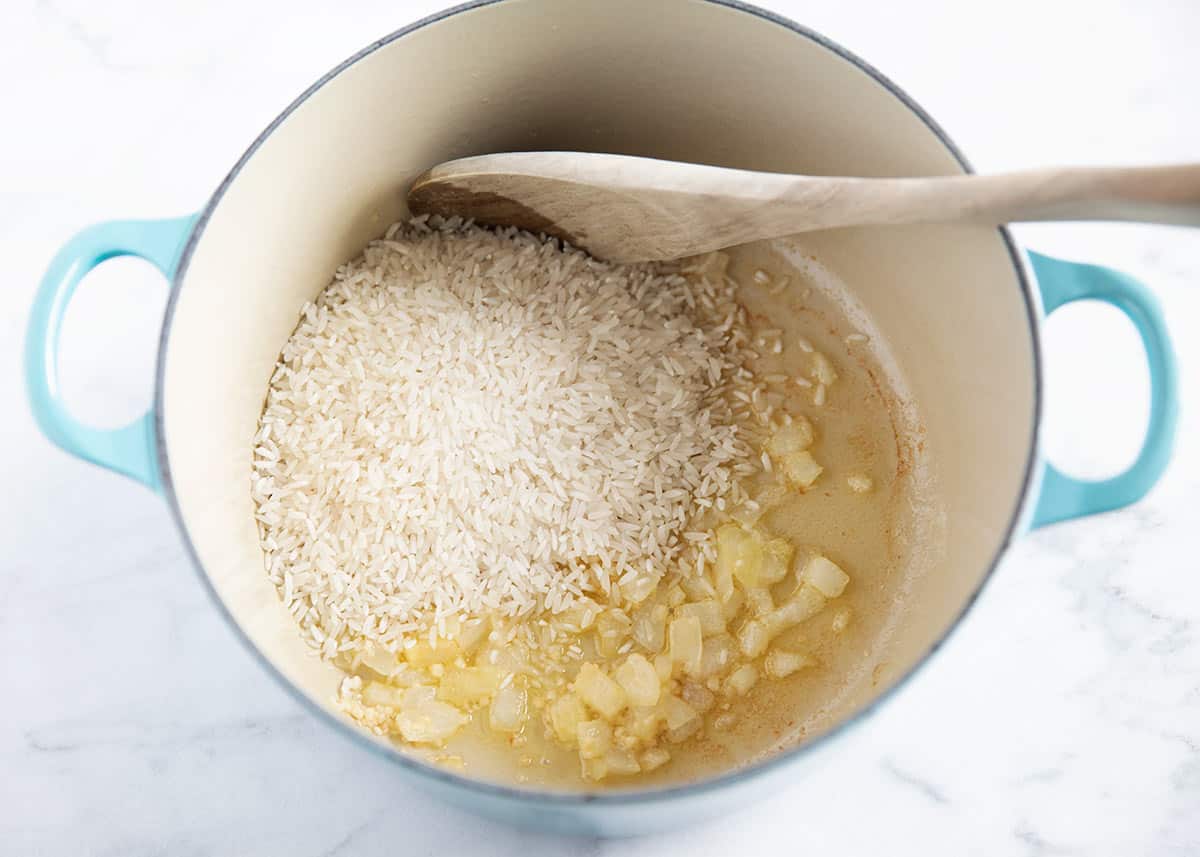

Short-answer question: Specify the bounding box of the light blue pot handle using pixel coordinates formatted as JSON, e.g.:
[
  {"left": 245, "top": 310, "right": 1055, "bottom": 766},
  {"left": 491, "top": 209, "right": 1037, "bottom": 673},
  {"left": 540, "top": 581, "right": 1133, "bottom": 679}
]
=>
[
  {"left": 1028, "top": 250, "right": 1179, "bottom": 528},
  {"left": 25, "top": 214, "right": 197, "bottom": 491}
]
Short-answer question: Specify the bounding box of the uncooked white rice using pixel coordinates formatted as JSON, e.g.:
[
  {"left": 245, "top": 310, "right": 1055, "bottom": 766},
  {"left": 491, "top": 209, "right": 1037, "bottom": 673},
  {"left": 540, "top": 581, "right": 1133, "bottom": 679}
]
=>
[{"left": 251, "top": 217, "right": 753, "bottom": 654}]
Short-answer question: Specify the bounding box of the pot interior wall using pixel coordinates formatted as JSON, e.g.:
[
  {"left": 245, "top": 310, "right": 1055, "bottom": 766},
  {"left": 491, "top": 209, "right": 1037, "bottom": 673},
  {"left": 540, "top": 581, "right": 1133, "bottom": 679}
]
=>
[{"left": 162, "top": 0, "right": 1037, "bottom": 788}]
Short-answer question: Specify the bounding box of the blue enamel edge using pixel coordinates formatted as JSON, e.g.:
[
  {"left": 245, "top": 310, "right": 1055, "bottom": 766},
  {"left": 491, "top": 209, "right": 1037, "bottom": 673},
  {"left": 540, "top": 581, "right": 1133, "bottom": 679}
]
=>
[
  {"left": 25, "top": 213, "right": 198, "bottom": 491},
  {"left": 1028, "top": 250, "right": 1179, "bottom": 528}
]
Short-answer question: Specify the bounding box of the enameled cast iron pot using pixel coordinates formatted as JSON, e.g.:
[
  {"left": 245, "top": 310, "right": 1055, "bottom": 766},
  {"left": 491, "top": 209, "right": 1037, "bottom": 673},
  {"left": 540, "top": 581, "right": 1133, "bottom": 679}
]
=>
[{"left": 25, "top": 0, "right": 1179, "bottom": 837}]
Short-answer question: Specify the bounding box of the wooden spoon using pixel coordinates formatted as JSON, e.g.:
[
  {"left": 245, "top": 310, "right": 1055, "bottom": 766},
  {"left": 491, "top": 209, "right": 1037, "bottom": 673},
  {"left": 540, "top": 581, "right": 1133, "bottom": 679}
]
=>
[{"left": 407, "top": 152, "right": 1200, "bottom": 263}]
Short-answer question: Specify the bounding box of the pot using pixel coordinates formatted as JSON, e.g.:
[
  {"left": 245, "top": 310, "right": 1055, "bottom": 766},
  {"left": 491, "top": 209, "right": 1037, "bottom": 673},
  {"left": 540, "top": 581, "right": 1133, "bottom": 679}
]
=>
[{"left": 25, "top": 0, "right": 1178, "bottom": 837}]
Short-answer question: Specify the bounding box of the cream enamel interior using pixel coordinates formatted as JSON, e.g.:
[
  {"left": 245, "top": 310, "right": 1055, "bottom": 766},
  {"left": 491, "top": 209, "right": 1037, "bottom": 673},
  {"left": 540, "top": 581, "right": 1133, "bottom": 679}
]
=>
[{"left": 161, "top": 0, "right": 1037, "bottom": 792}]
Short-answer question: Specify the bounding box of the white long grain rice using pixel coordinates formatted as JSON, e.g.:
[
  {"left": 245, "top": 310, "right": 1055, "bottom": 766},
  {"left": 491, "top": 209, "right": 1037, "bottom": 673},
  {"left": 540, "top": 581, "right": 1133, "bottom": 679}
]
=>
[{"left": 251, "top": 219, "right": 753, "bottom": 654}]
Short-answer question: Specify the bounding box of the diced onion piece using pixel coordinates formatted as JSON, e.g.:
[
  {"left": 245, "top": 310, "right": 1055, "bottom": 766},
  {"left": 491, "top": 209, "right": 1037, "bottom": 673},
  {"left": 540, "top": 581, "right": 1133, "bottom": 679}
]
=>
[
  {"left": 738, "top": 619, "right": 770, "bottom": 658},
  {"left": 761, "top": 538, "right": 795, "bottom": 585},
  {"left": 612, "top": 726, "right": 637, "bottom": 752},
  {"left": 395, "top": 686, "right": 468, "bottom": 745},
  {"left": 362, "top": 681, "right": 405, "bottom": 708},
  {"left": 766, "top": 419, "right": 814, "bottom": 458},
  {"left": 746, "top": 587, "right": 774, "bottom": 616},
  {"left": 548, "top": 693, "right": 588, "bottom": 745},
  {"left": 632, "top": 602, "right": 668, "bottom": 653},
  {"left": 725, "top": 664, "right": 759, "bottom": 696},
  {"left": 681, "top": 681, "right": 716, "bottom": 713},
  {"left": 846, "top": 473, "right": 874, "bottom": 494},
  {"left": 577, "top": 719, "right": 612, "bottom": 759},
  {"left": 404, "top": 638, "right": 461, "bottom": 667},
  {"left": 811, "top": 352, "right": 838, "bottom": 385},
  {"left": 720, "top": 587, "right": 745, "bottom": 622},
  {"left": 668, "top": 616, "right": 704, "bottom": 675},
  {"left": 488, "top": 683, "right": 527, "bottom": 732},
  {"left": 712, "top": 553, "right": 735, "bottom": 605},
  {"left": 595, "top": 610, "right": 633, "bottom": 659},
  {"left": 681, "top": 574, "right": 716, "bottom": 602},
  {"left": 653, "top": 653, "right": 674, "bottom": 682},
  {"left": 666, "top": 584, "right": 686, "bottom": 608},
  {"left": 436, "top": 666, "right": 501, "bottom": 706},
  {"left": 716, "top": 524, "right": 765, "bottom": 588},
  {"left": 676, "top": 600, "right": 725, "bottom": 636},
  {"left": 639, "top": 747, "right": 671, "bottom": 772},
  {"left": 359, "top": 646, "right": 401, "bottom": 677},
  {"left": 741, "top": 585, "right": 826, "bottom": 656},
  {"left": 574, "top": 662, "right": 628, "bottom": 720},
  {"left": 697, "top": 634, "right": 735, "bottom": 678},
  {"left": 580, "top": 756, "right": 608, "bottom": 782},
  {"left": 620, "top": 574, "right": 659, "bottom": 606},
  {"left": 801, "top": 556, "right": 850, "bottom": 598},
  {"left": 614, "top": 653, "right": 661, "bottom": 707},
  {"left": 557, "top": 600, "right": 602, "bottom": 632},
  {"left": 484, "top": 641, "right": 529, "bottom": 675},
  {"left": 605, "top": 747, "right": 641, "bottom": 776},
  {"left": 764, "top": 649, "right": 814, "bottom": 679},
  {"left": 780, "top": 451, "right": 823, "bottom": 490},
  {"left": 626, "top": 706, "right": 663, "bottom": 742},
  {"left": 455, "top": 617, "right": 491, "bottom": 653},
  {"left": 766, "top": 585, "right": 827, "bottom": 635},
  {"left": 729, "top": 502, "right": 764, "bottom": 529},
  {"left": 755, "top": 484, "right": 789, "bottom": 510},
  {"left": 661, "top": 695, "right": 701, "bottom": 743}
]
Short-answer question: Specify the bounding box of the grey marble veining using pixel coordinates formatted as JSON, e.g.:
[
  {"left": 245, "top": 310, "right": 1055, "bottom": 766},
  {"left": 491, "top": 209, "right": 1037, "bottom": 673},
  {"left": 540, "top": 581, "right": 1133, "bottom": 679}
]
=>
[{"left": 2, "top": 0, "right": 1198, "bottom": 854}]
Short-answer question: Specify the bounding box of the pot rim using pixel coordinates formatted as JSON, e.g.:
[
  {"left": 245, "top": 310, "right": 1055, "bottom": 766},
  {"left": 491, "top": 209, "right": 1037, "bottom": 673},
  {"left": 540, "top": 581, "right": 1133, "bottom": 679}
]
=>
[{"left": 154, "top": 0, "right": 1044, "bottom": 807}]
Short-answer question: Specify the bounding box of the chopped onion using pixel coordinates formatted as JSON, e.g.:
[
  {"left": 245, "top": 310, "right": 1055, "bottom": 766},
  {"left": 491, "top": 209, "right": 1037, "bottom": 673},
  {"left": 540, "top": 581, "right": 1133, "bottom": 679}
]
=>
[
  {"left": 436, "top": 666, "right": 501, "bottom": 706},
  {"left": 766, "top": 419, "right": 814, "bottom": 458},
  {"left": 767, "top": 585, "right": 826, "bottom": 634},
  {"left": 716, "top": 524, "right": 765, "bottom": 588},
  {"left": 846, "top": 473, "right": 874, "bottom": 494},
  {"left": 681, "top": 681, "right": 716, "bottom": 713},
  {"left": 548, "top": 693, "right": 588, "bottom": 745},
  {"left": 632, "top": 602, "right": 668, "bottom": 653},
  {"left": 697, "top": 634, "right": 735, "bottom": 678},
  {"left": 395, "top": 687, "right": 468, "bottom": 745},
  {"left": 764, "top": 649, "right": 814, "bottom": 679},
  {"left": 661, "top": 695, "right": 701, "bottom": 743},
  {"left": 780, "top": 451, "right": 823, "bottom": 490},
  {"left": 577, "top": 719, "right": 612, "bottom": 759},
  {"left": 760, "top": 538, "right": 794, "bottom": 585},
  {"left": 574, "top": 662, "right": 628, "bottom": 720},
  {"left": 614, "top": 654, "right": 661, "bottom": 707},
  {"left": 676, "top": 600, "right": 725, "bottom": 636},
  {"left": 488, "top": 683, "right": 527, "bottom": 732},
  {"left": 604, "top": 747, "right": 641, "bottom": 776},
  {"left": 725, "top": 664, "right": 759, "bottom": 696},
  {"left": 358, "top": 645, "right": 401, "bottom": 678},
  {"left": 639, "top": 747, "right": 671, "bottom": 772},
  {"left": 668, "top": 616, "right": 704, "bottom": 675},
  {"left": 801, "top": 556, "right": 850, "bottom": 598},
  {"left": 362, "top": 681, "right": 405, "bottom": 708}
]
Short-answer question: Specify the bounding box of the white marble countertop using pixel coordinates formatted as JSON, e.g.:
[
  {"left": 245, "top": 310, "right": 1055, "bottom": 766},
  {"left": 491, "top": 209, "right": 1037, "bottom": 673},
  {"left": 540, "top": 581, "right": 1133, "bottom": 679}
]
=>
[{"left": 2, "top": 0, "right": 1198, "bottom": 854}]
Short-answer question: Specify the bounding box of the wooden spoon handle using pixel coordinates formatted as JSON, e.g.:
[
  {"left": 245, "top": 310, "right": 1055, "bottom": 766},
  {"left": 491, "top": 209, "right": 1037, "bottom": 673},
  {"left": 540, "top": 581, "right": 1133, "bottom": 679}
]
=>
[
  {"left": 787, "top": 163, "right": 1200, "bottom": 230},
  {"left": 408, "top": 152, "right": 1200, "bottom": 262}
]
